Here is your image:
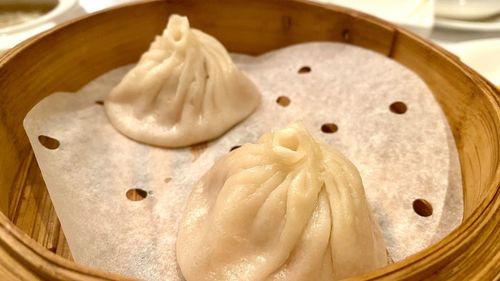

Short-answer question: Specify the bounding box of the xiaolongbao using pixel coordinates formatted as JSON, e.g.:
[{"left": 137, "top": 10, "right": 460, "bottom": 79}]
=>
[
  {"left": 105, "top": 15, "right": 260, "bottom": 147},
  {"left": 176, "top": 123, "right": 387, "bottom": 281}
]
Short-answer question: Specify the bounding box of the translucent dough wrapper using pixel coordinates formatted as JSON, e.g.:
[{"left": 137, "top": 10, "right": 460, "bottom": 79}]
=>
[
  {"left": 105, "top": 15, "right": 260, "bottom": 147},
  {"left": 177, "top": 124, "right": 387, "bottom": 281}
]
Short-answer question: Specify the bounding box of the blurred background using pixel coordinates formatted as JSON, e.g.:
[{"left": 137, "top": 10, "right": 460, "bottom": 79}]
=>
[{"left": 1, "top": 0, "right": 499, "bottom": 87}]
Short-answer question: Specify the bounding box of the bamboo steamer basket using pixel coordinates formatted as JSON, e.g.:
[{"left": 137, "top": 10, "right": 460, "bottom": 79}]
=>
[{"left": 0, "top": 0, "right": 498, "bottom": 280}]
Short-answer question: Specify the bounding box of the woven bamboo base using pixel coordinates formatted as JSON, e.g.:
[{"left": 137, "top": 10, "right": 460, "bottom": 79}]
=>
[{"left": 9, "top": 152, "right": 73, "bottom": 261}]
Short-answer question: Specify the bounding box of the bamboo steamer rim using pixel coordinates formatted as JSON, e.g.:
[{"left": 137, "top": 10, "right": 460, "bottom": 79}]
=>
[{"left": 0, "top": 0, "right": 498, "bottom": 280}]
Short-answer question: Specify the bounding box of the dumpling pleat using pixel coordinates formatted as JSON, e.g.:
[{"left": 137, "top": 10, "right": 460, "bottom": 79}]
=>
[
  {"left": 177, "top": 124, "right": 387, "bottom": 281},
  {"left": 105, "top": 15, "right": 260, "bottom": 147}
]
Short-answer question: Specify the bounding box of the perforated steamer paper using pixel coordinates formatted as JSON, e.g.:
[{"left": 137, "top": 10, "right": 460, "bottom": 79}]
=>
[{"left": 24, "top": 42, "right": 463, "bottom": 280}]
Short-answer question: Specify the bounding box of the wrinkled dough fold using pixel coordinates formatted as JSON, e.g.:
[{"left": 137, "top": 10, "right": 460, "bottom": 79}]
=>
[
  {"left": 105, "top": 15, "right": 260, "bottom": 147},
  {"left": 177, "top": 123, "right": 387, "bottom": 281}
]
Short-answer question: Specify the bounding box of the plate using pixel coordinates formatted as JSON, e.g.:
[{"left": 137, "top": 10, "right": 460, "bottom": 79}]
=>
[
  {"left": 435, "top": 0, "right": 500, "bottom": 20},
  {"left": 435, "top": 15, "right": 500, "bottom": 32},
  {"left": 0, "top": 0, "right": 84, "bottom": 51}
]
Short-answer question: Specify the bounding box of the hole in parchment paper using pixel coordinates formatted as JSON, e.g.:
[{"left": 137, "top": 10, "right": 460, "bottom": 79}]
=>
[
  {"left": 298, "top": 66, "right": 311, "bottom": 74},
  {"left": 126, "top": 188, "right": 148, "bottom": 201},
  {"left": 38, "top": 135, "right": 60, "bottom": 150},
  {"left": 276, "top": 96, "right": 291, "bottom": 107},
  {"left": 413, "top": 199, "right": 433, "bottom": 217},
  {"left": 230, "top": 145, "right": 241, "bottom": 152},
  {"left": 321, "top": 123, "right": 338, "bottom": 134},
  {"left": 95, "top": 100, "right": 104, "bottom": 105},
  {"left": 390, "top": 101, "right": 407, "bottom": 114}
]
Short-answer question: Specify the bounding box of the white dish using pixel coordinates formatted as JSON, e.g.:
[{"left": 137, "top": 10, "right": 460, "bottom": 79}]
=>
[
  {"left": 435, "top": 15, "right": 500, "bottom": 32},
  {"left": 436, "top": 0, "right": 500, "bottom": 20},
  {"left": 0, "top": 0, "right": 84, "bottom": 51},
  {"left": 443, "top": 38, "right": 500, "bottom": 86}
]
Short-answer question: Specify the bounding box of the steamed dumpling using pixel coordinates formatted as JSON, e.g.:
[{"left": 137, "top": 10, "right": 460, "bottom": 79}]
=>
[
  {"left": 177, "top": 123, "right": 387, "bottom": 281},
  {"left": 105, "top": 15, "right": 260, "bottom": 147}
]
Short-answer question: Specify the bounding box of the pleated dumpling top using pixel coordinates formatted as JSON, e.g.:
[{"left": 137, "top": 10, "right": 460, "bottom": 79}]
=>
[
  {"left": 105, "top": 15, "right": 260, "bottom": 147},
  {"left": 177, "top": 123, "right": 388, "bottom": 281}
]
